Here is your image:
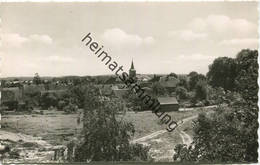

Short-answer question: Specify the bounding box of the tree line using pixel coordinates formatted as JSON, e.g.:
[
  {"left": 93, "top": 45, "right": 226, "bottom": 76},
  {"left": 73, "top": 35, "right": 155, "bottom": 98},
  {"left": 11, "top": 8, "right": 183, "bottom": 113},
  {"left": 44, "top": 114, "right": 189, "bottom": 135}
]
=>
[{"left": 173, "top": 49, "right": 258, "bottom": 163}]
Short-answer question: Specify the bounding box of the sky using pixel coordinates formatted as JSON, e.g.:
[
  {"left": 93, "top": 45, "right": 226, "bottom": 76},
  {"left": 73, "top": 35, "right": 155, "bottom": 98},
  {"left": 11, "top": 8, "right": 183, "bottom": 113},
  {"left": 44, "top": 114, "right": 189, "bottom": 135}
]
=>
[{"left": 0, "top": 2, "right": 258, "bottom": 77}]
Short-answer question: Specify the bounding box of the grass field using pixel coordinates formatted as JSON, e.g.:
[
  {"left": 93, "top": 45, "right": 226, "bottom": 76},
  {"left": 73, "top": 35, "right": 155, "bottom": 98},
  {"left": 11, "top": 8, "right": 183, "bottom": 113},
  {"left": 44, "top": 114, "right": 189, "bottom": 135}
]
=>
[
  {"left": 123, "top": 109, "right": 206, "bottom": 139},
  {"left": 2, "top": 108, "right": 210, "bottom": 161},
  {"left": 2, "top": 109, "right": 204, "bottom": 143},
  {"left": 2, "top": 110, "right": 82, "bottom": 145}
]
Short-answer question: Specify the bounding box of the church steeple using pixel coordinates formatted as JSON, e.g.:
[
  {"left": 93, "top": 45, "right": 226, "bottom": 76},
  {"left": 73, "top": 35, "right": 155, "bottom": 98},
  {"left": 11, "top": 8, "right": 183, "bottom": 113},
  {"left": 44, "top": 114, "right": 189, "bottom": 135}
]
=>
[
  {"left": 129, "top": 59, "right": 136, "bottom": 79},
  {"left": 131, "top": 59, "right": 135, "bottom": 70}
]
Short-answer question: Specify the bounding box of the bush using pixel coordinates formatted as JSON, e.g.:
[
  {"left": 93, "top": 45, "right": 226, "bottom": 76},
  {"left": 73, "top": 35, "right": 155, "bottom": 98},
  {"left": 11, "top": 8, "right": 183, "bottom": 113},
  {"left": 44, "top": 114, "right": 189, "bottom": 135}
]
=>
[
  {"left": 3, "top": 100, "right": 18, "bottom": 110},
  {"left": 40, "top": 92, "right": 58, "bottom": 109},
  {"left": 176, "top": 87, "right": 188, "bottom": 99},
  {"left": 57, "top": 100, "right": 67, "bottom": 110},
  {"left": 64, "top": 103, "right": 78, "bottom": 114}
]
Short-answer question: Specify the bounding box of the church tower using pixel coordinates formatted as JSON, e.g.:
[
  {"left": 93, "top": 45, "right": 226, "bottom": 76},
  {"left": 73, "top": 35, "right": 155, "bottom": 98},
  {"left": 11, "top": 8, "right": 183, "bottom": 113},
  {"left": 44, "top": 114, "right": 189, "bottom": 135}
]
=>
[{"left": 129, "top": 59, "right": 136, "bottom": 79}]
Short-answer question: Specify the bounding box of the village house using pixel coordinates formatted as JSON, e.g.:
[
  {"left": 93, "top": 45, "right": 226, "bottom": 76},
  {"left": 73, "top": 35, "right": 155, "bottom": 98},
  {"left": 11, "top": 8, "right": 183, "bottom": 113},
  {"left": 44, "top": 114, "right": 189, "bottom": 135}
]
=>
[
  {"left": 158, "top": 97, "right": 179, "bottom": 112},
  {"left": 159, "top": 76, "right": 179, "bottom": 92}
]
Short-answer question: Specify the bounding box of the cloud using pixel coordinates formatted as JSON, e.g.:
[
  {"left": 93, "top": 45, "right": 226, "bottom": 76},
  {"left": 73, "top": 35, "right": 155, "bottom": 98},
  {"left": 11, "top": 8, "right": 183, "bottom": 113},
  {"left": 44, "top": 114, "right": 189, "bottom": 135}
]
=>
[
  {"left": 189, "top": 15, "right": 257, "bottom": 37},
  {"left": 144, "top": 36, "right": 155, "bottom": 44},
  {"left": 178, "top": 53, "right": 214, "bottom": 61},
  {"left": 101, "top": 28, "right": 154, "bottom": 48},
  {"left": 219, "top": 38, "right": 258, "bottom": 47},
  {"left": 29, "top": 34, "right": 53, "bottom": 44},
  {"left": 45, "top": 55, "right": 75, "bottom": 63},
  {"left": 189, "top": 18, "right": 208, "bottom": 32},
  {"left": 2, "top": 33, "right": 29, "bottom": 47},
  {"left": 169, "top": 30, "right": 207, "bottom": 41},
  {"left": 1, "top": 33, "right": 53, "bottom": 47}
]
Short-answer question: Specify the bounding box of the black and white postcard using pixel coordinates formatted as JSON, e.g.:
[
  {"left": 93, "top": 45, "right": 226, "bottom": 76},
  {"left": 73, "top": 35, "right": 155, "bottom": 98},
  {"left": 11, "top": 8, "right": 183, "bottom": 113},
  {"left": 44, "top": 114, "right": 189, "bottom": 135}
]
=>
[{"left": 0, "top": 1, "right": 259, "bottom": 164}]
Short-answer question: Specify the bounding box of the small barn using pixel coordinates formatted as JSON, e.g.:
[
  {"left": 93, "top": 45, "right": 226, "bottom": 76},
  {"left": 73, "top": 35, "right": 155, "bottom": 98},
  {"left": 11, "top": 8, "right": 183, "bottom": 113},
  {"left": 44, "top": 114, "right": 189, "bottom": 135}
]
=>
[{"left": 158, "top": 97, "right": 179, "bottom": 112}]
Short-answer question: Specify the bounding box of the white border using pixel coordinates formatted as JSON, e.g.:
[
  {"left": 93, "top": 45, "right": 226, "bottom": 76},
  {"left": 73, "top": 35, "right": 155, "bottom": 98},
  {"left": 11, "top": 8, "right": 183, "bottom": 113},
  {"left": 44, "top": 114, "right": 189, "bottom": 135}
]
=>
[
  {"left": 0, "top": 0, "right": 259, "bottom": 2},
  {"left": 0, "top": 0, "right": 259, "bottom": 164},
  {"left": 257, "top": 0, "right": 260, "bottom": 163}
]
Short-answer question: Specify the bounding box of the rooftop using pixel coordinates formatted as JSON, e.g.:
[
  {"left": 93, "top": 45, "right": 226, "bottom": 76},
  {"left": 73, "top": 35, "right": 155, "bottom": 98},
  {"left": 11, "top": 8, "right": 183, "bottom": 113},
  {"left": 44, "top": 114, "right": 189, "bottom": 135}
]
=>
[
  {"left": 159, "top": 76, "right": 180, "bottom": 88},
  {"left": 158, "top": 97, "right": 178, "bottom": 105}
]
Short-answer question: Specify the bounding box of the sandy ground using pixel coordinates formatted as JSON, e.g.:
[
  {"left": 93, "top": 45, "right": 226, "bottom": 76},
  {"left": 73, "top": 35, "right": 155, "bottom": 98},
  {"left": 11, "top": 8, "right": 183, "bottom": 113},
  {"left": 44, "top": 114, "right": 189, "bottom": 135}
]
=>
[
  {"left": 131, "top": 106, "right": 216, "bottom": 161},
  {"left": 0, "top": 129, "right": 55, "bottom": 163},
  {"left": 130, "top": 115, "right": 194, "bottom": 161},
  {"left": 179, "top": 131, "right": 192, "bottom": 146},
  {"left": 0, "top": 130, "right": 51, "bottom": 147},
  {"left": 0, "top": 110, "right": 81, "bottom": 163}
]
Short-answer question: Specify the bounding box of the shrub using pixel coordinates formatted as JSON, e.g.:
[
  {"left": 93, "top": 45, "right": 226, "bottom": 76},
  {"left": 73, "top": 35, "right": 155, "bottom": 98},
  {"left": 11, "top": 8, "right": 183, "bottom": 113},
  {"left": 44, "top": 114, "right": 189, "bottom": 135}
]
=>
[
  {"left": 176, "top": 87, "right": 188, "bottom": 99},
  {"left": 40, "top": 92, "right": 58, "bottom": 109},
  {"left": 57, "top": 100, "right": 67, "bottom": 110},
  {"left": 64, "top": 103, "right": 78, "bottom": 114}
]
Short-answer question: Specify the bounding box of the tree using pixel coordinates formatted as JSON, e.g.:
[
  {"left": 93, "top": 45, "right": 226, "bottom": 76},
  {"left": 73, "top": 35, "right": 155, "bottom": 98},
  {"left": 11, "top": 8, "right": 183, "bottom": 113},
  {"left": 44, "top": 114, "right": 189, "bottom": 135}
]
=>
[
  {"left": 123, "top": 91, "right": 142, "bottom": 111},
  {"left": 105, "top": 76, "right": 116, "bottom": 84},
  {"left": 68, "top": 85, "right": 87, "bottom": 108},
  {"left": 173, "top": 49, "right": 258, "bottom": 163},
  {"left": 1, "top": 80, "right": 6, "bottom": 87},
  {"left": 33, "top": 73, "right": 42, "bottom": 85},
  {"left": 207, "top": 57, "right": 237, "bottom": 91},
  {"left": 235, "top": 49, "right": 258, "bottom": 103},
  {"left": 233, "top": 49, "right": 258, "bottom": 161},
  {"left": 57, "top": 100, "right": 67, "bottom": 110},
  {"left": 176, "top": 86, "right": 188, "bottom": 100},
  {"left": 194, "top": 80, "right": 207, "bottom": 101},
  {"left": 168, "top": 72, "right": 178, "bottom": 79},
  {"left": 40, "top": 92, "right": 58, "bottom": 109},
  {"left": 178, "top": 76, "right": 189, "bottom": 90},
  {"left": 73, "top": 85, "right": 150, "bottom": 162},
  {"left": 72, "top": 77, "right": 82, "bottom": 86},
  {"left": 64, "top": 103, "right": 78, "bottom": 114},
  {"left": 174, "top": 105, "right": 257, "bottom": 163},
  {"left": 188, "top": 72, "right": 206, "bottom": 90}
]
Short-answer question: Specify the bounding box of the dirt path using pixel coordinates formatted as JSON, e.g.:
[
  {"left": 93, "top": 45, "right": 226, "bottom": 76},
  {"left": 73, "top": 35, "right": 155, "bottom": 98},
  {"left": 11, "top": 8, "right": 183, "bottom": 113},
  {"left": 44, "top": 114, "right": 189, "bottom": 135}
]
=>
[
  {"left": 179, "top": 105, "right": 217, "bottom": 111},
  {"left": 131, "top": 107, "right": 216, "bottom": 161},
  {"left": 131, "top": 115, "right": 197, "bottom": 161},
  {"left": 179, "top": 131, "right": 192, "bottom": 146},
  {"left": 131, "top": 130, "right": 167, "bottom": 143},
  {"left": 132, "top": 106, "right": 216, "bottom": 144},
  {"left": 131, "top": 114, "right": 197, "bottom": 144}
]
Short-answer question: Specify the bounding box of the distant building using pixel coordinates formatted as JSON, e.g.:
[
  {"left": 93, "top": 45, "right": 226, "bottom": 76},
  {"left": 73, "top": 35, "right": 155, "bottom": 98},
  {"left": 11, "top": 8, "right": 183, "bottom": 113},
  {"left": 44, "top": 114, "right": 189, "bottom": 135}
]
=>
[
  {"left": 158, "top": 97, "right": 179, "bottom": 112},
  {"left": 112, "top": 60, "right": 154, "bottom": 98}
]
